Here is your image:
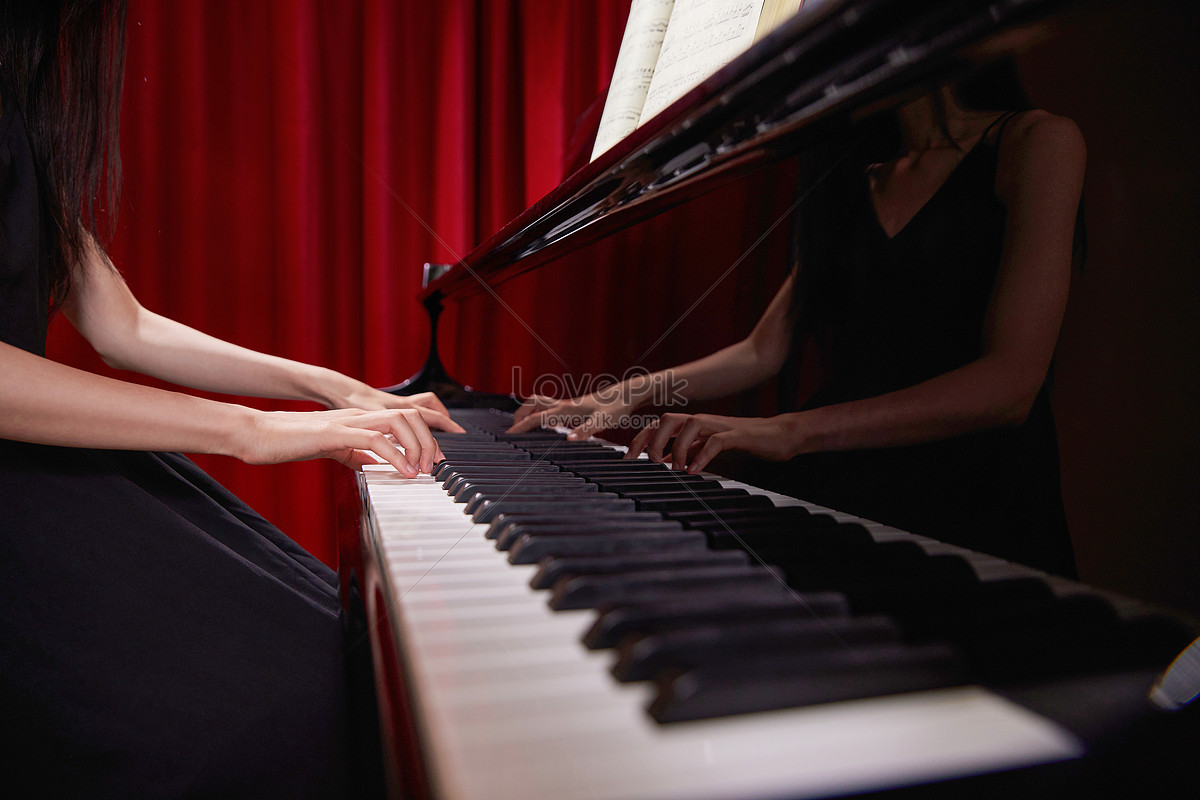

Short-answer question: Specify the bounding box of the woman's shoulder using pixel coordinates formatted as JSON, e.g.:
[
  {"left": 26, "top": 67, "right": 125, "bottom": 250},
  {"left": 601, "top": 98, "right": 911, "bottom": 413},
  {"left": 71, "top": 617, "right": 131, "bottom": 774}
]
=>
[
  {"left": 1003, "top": 108, "right": 1083, "bottom": 144},
  {"left": 997, "top": 110, "right": 1085, "bottom": 163},
  {"left": 994, "top": 109, "right": 1086, "bottom": 198}
]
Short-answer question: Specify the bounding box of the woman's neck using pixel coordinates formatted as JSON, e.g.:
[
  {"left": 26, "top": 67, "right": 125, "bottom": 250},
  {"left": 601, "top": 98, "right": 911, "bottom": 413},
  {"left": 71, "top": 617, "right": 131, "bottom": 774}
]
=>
[{"left": 897, "top": 88, "right": 1002, "bottom": 154}]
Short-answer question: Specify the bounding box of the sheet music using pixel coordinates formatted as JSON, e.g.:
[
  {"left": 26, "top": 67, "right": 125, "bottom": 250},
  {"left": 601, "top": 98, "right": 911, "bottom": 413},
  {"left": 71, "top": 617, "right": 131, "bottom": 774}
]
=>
[
  {"left": 638, "top": 0, "right": 764, "bottom": 127},
  {"left": 591, "top": 0, "right": 677, "bottom": 160}
]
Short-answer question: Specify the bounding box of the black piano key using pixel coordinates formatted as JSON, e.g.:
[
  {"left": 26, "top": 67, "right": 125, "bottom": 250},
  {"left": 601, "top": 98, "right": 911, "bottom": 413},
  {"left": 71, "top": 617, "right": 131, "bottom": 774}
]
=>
[
  {"left": 449, "top": 474, "right": 587, "bottom": 491},
  {"left": 790, "top": 555, "right": 981, "bottom": 601},
  {"left": 549, "top": 564, "right": 786, "bottom": 611},
  {"left": 852, "top": 576, "right": 1059, "bottom": 636},
  {"left": 612, "top": 614, "right": 903, "bottom": 683},
  {"left": 456, "top": 483, "right": 600, "bottom": 505},
  {"left": 789, "top": 565, "right": 984, "bottom": 622},
  {"left": 451, "top": 475, "right": 586, "bottom": 487},
  {"left": 703, "top": 523, "right": 879, "bottom": 556},
  {"left": 527, "top": 549, "right": 748, "bottom": 588},
  {"left": 444, "top": 474, "right": 583, "bottom": 495},
  {"left": 435, "top": 447, "right": 521, "bottom": 458},
  {"left": 583, "top": 591, "right": 852, "bottom": 650},
  {"left": 565, "top": 462, "right": 681, "bottom": 474},
  {"left": 464, "top": 488, "right": 621, "bottom": 514},
  {"left": 431, "top": 432, "right": 499, "bottom": 442},
  {"left": 665, "top": 505, "right": 815, "bottom": 525},
  {"left": 634, "top": 494, "right": 775, "bottom": 514},
  {"left": 435, "top": 455, "right": 535, "bottom": 466},
  {"left": 433, "top": 459, "right": 545, "bottom": 479},
  {"left": 437, "top": 453, "right": 525, "bottom": 463},
  {"left": 436, "top": 463, "right": 562, "bottom": 483},
  {"left": 521, "top": 443, "right": 615, "bottom": 453},
  {"left": 485, "top": 513, "right": 674, "bottom": 541},
  {"left": 473, "top": 497, "right": 636, "bottom": 524},
  {"left": 671, "top": 513, "right": 862, "bottom": 539},
  {"left": 509, "top": 530, "right": 711, "bottom": 565},
  {"left": 649, "top": 643, "right": 967, "bottom": 723},
  {"left": 585, "top": 472, "right": 713, "bottom": 485},
  {"left": 609, "top": 487, "right": 750, "bottom": 500},
  {"left": 543, "top": 450, "right": 627, "bottom": 462},
  {"left": 826, "top": 578, "right": 1188, "bottom": 683},
  {"left": 496, "top": 521, "right": 682, "bottom": 551},
  {"left": 679, "top": 510, "right": 847, "bottom": 534},
  {"left": 493, "top": 432, "right": 569, "bottom": 442},
  {"left": 599, "top": 481, "right": 729, "bottom": 495},
  {"left": 518, "top": 439, "right": 605, "bottom": 448},
  {"left": 520, "top": 452, "right": 619, "bottom": 462},
  {"left": 757, "top": 540, "right": 931, "bottom": 584}
]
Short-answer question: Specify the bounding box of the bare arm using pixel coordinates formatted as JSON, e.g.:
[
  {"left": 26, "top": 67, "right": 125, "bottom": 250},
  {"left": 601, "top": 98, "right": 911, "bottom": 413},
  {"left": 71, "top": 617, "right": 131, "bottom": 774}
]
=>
[
  {"left": 62, "top": 239, "right": 462, "bottom": 430},
  {"left": 629, "top": 273, "right": 798, "bottom": 405},
  {"left": 0, "top": 338, "right": 441, "bottom": 475},
  {"left": 0, "top": 236, "right": 456, "bottom": 474},
  {"left": 508, "top": 273, "right": 796, "bottom": 436},
  {"left": 631, "top": 112, "right": 1086, "bottom": 470}
]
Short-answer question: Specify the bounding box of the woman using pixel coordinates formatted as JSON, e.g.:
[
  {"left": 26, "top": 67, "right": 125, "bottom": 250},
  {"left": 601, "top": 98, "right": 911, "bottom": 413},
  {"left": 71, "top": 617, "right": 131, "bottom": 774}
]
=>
[
  {"left": 1, "top": 1, "right": 458, "bottom": 796},
  {"left": 512, "top": 62, "right": 1085, "bottom": 578}
]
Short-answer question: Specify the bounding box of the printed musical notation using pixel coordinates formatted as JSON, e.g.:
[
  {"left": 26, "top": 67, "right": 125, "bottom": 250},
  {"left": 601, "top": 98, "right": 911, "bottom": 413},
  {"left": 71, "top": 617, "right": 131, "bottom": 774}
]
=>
[{"left": 590, "top": 0, "right": 804, "bottom": 161}]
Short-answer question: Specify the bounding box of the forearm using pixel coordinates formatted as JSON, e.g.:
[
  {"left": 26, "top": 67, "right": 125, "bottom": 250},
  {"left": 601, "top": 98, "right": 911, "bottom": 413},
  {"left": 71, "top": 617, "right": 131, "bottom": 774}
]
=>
[
  {"left": 621, "top": 338, "right": 780, "bottom": 410},
  {"left": 511, "top": 277, "right": 796, "bottom": 436},
  {"left": 64, "top": 247, "right": 359, "bottom": 407},
  {"left": 1, "top": 342, "right": 256, "bottom": 456},
  {"left": 97, "top": 309, "right": 352, "bottom": 405},
  {"left": 787, "top": 357, "right": 1036, "bottom": 456},
  {"left": 631, "top": 356, "right": 1045, "bottom": 471},
  {"left": 623, "top": 277, "right": 794, "bottom": 410}
]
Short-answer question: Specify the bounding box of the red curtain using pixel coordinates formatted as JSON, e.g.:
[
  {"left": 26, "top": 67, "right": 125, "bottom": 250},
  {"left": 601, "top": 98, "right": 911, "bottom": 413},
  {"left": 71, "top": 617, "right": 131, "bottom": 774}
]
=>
[{"left": 47, "top": 0, "right": 796, "bottom": 566}]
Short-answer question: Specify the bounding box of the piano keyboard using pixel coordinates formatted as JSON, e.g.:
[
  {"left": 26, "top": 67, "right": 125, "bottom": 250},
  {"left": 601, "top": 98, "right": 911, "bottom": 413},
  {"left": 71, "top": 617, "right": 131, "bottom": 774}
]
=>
[{"left": 349, "top": 409, "right": 1194, "bottom": 800}]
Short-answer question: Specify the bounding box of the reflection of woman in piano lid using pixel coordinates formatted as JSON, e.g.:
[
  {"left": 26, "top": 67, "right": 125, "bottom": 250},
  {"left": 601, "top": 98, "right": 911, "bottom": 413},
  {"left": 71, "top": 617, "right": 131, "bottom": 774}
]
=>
[
  {"left": 512, "top": 60, "right": 1085, "bottom": 579},
  {"left": 0, "top": 1, "right": 458, "bottom": 795}
]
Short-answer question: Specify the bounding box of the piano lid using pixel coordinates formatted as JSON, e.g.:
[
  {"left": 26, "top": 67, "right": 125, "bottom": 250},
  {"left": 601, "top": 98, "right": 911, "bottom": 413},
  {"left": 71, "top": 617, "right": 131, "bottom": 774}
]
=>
[{"left": 422, "top": 0, "right": 1081, "bottom": 301}]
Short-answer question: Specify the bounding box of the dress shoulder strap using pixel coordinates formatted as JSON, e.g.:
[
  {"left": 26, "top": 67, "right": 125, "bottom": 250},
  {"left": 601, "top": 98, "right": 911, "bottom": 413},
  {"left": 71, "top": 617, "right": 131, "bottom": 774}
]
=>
[{"left": 980, "top": 110, "right": 1022, "bottom": 146}]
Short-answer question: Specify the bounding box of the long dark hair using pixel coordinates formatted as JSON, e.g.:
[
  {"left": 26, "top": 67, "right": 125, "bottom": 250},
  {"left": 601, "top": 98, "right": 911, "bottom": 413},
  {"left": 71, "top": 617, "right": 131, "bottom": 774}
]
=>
[{"left": 0, "top": 0, "right": 127, "bottom": 311}]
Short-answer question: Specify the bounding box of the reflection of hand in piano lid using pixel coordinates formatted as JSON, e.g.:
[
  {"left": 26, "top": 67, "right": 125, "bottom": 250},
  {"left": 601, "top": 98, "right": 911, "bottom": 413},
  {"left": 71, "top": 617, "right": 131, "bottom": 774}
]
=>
[
  {"left": 346, "top": 408, "right": 1200, "bottom": 800},
  {"left": 1151, "top": 635, "right": 1200, "bottom": 711}
]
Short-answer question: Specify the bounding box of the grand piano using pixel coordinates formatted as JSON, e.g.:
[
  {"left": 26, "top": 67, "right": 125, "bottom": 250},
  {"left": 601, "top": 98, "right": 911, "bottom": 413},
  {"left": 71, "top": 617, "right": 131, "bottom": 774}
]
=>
[{"left": 339, "top": 1, "right": 1200, "bottom": 798}]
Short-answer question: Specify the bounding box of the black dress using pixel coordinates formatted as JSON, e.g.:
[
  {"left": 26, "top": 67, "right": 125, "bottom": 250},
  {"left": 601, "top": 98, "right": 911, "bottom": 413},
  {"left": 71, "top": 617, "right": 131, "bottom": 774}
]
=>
[
  {"left": 780, "top": 113, "right": 1078, "bottom": 578},
  {"left": 0, "top": 94, "right": 356, "bottom": 796}
]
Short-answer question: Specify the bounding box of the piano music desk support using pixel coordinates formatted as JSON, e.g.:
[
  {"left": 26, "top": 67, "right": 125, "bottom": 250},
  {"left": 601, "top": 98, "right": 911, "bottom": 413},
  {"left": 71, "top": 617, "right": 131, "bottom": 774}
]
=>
[{"left": 381, "top": 263, "right": 518, "bottom": 411}]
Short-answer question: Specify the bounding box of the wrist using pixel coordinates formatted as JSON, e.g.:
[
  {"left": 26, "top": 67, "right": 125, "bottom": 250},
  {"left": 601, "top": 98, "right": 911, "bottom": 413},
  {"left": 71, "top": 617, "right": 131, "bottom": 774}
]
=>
[
  {"left": 620, "top": 374, "right": 658, "bottom": 410},
  {"left": 780, "top": 413, "right": 812, "bottom": 458},
  {"left": 220, "top": 404, "right": 266, "bottom": 461},
  {"left": 297, "top": 364, "right": 354, "bottom": 408}
]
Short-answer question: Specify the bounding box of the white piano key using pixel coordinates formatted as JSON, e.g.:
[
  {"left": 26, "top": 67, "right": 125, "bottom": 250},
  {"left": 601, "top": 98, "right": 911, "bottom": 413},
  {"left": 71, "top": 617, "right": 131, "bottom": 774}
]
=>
[{"left": 360, "top": 456, "right": 1084, "bottom": 800}]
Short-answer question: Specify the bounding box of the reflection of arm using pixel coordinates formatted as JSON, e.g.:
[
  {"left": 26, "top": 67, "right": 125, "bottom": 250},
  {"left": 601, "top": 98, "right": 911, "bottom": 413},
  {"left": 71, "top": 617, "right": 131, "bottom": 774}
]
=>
[
  {"left": 509, "top": 273, "right": 796, "bottom": 435},
  {"left": 625, "top": 272, "right": 797, "bottom": 409},
  {"left": 635, "top": 112, "right": 1087, "bottom": 470}
]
